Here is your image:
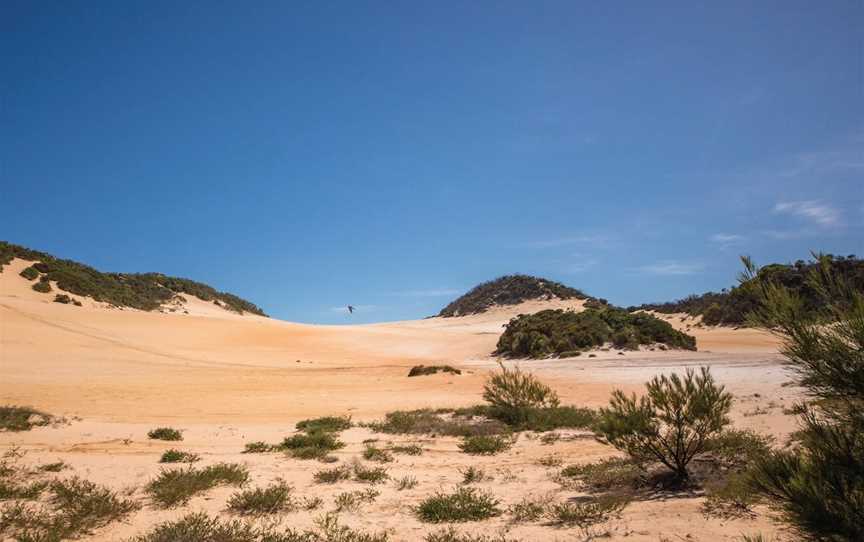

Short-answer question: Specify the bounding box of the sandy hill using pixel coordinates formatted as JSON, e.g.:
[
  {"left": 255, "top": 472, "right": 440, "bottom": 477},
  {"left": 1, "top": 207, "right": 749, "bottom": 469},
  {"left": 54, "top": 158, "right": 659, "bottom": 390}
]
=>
[{"left": 436, "top": 274, "right": 590, "bottom": 317}]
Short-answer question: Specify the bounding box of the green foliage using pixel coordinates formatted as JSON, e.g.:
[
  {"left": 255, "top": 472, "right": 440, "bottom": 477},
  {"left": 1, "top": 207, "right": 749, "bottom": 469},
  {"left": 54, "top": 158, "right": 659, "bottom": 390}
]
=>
[
  {"left": 146, "top": 463, "right": 249, "bottom": 508},
  {"left": 159, "top": 449, "right": 200, "bottom": 463},
  {"left": 279, "top": 431, "right": 345, "bottom": 460},
  {"left": 53, "top": 294, "right": 82, "bottom": 306},
  {"left": 37, "top": 462, "right": 66, "bottom": 473},
  {"left": 333, "top": 488, "right": 379, "bottom": 512},
  {"left": 32, "top": 277, "right": 52, "bottom": 293},
  {"left": 0, "top": 406, "right": 52, "bottom": 432},
  {"left": 460, "top": 466, "right": 489, "bottom": 484},
  {"left": 389, "top": 444, "right": 423, "bottom": 455},
  {"left": 0, "top": 477, "right": 140, "bottom": 541},
  {"left": 0, "top": 240, "right": 266, "bottom": 315},
  {"left": 631, "top": 254, "right": 864, "bottom": 326},
  {"left": 148, "top": 427, "right": 183, "bottom": 441},
  {"left": 367, "top": 409, "right": 508, "bottom": 437},
  {"left": 438, "top": 274, "right": 587, "bottom": 317},
  {"left": 362, "top": 444, "right": 393, "bottom": 463},
  {"left": 594, "top": 367, "right": 732, "bottom": 483},
  {"left": 352, "top": 462, "right": 389, "bottom": 484},
  {"left": 702, "top": 473, "right": 760, "bottom": 519},
  {"left": 415, "top": 487, "right": 502, "bottom": 523},
  {"left": 482, "top": 363, "right": 560, "bottom": 424},
  {"left": 242, "top": 441, "right": 272, "bottom": 453},
  {"left": 408, "top": 365, "right": 462, "bottom": 377},
  {"left": 425, "top": 527, "right": 523, "bottom": 542},
  {"left": 226, "top": 480, "right": 295, "bottom": 515},
  {"left": 558, "top": 458, "right": 645, "bottom": 492},
  {"left": 313, "top": 465, "right": 352, "bottom": 484},
  {"left": 19, "top": 266, "right": 39, "bottom": 280},
  {"left": 507, "top": 494, "right": 551, "bottom": 523},
  {"left": 296, "top": 416, "right": 352, "bottom": 433},
  {"left": 743, "top": 255, "right": 864, "bottom": 541},
  {"left": 128, "top": 511, "right": 389, "bottom": 542},
  {"left": 458, "top": 435, "right": 512, "bottom": 455},
  {"left": 496, "top": 307, "right": 696, "bottom": 358},
  {"left": 0, "top": 479, "right": 48, "bottom": 500},
  {"left": 546, "top": 496, "right": 628, "bottom": 534}
]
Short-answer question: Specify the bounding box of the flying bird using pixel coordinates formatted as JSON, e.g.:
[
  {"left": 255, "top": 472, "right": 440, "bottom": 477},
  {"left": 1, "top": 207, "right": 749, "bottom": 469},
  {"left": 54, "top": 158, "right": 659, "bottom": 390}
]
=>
[{"left": 347, "top": 305, "right": 355, "bottom": 314}]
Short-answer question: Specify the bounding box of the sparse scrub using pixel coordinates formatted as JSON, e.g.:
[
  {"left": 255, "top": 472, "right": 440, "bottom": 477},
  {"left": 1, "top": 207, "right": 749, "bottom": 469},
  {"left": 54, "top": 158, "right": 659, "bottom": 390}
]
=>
[
  {"left": 32, "top": 277, "right": 52, "bottom": 293},
  {"left": 19, "top": 266, "right": 39, "bottom": 280},
  {"left": 395, "top": 475, "right": 418, "bottom": 490},
  {"left": 408, "top": 365, "right": 462, "bottom": 377},
  {"left": 296, "top": 416, "right": 352, "bottom": 433},
  {"left": 425, "top": 527, "right": 523, "bottom": 542},
  {"left": 496, "top": 307, "right": 696, "bottom": 358},
  {"left": 438, "top": 274, "right": 587, "bottom": 317},
  {"left": 460, "top": 466, "right": 490, "bottom": 484},
  {"left": 390, "top": 444, "right": 423, "bottom": 455},
  {"left": 702, "top": 474, "right": 759, "bottom": 519},
  {"left": 146, "top": 463, "right": 249, "bottom": 508},
  {"left": 458, "top": 435, "right": 512, "bottom": 455},
  {"left": 416, "top": 487, "right": 502, "bottom": 523},
  {"left": 148, "top": 427, "right": 183, "bottom": 441},
  {"left": 0, "top": 479, "right": 48, "bottom": 500},
  {"left": 159, "top": 449, "right": 200, "bottom": 463},
  {"left": 558, "top": 458, "right": 645, "bottom": 492},
  {"left": 482, "top": 364, "right": 559, "bottom": 425},
  {"left": 53, "top": 294, "right": 81, "bottom": 306},
  {"left": 38, "top": 462, "right": 66, "bottom": 473},
  {"left": 226, "top": 480, "right": 295, "bottom": 515},
  {"left": 594, "top": 367, "right": 732, "bottom": 484},
  {"left": 279, "top": 431, "right": 345, "bottom": 460},
  {"left": 368, "top": 409, "right": 507, "bottom": 437},
  {"left": 0, "top": 406, "right": 53, "bottom": 432},
  {"left": 362, "top": 444, "right": 393, "bottom": 463},
  {"left": 546, "top": 496, "right": 628, "bottom": 536},
  {"left": 352, "top": 462, "right": 389, "bottom": 484},
  {"left": 508, "top": 494, "right": 552, "bottom": 523},
  {"left": 334, "top": 488, "right": 379, "bottom": 512},
  {"left": 243, "top": 441, "right": 272, "bottom": 453},
  {"left": 313, "top": 465, "right": 352, "bottom": 484}
]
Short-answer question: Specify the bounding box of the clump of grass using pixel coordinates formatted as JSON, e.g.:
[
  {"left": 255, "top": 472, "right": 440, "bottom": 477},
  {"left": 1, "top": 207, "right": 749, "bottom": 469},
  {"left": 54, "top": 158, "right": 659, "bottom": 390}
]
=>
[
  {"left": 0, "top": 405, "right": 52, "bottom": 432},
  {"left": 243, "top": 441, "right": 272, "bottom": 453},
  {"left": 19, "top": 266, "right": 39, "bottom": 280},
  {"left": 0, "top": 479, "right": 48, "bottom": 500},
  {"left": 425, "top": 527, "right": 523, "bottom": 542},
  {"left": 458, "top": 435, "right": 512, "bottom": 455},
  {"left": 227, "top": 480, "right": 296, "bottom": 515},
  {"left": 508, "top": 494, "right": 552, "bottom": 523},
  {"left": 408, "top": 365, "right": 462, "bottom": 377},
  {"left": 546, "top": 496, "right": 628, "bottom": 536},
  {"left": 38, "top": 462, "right": 66, "bottom": 473},
  {"left": 296, "top": 416, "right": 352, "bottom": 433},
  {"left": 313, "top": 465, "right": 352, "bottom": 484},
  {"left": 416, "top": 487, "right": 502, "bottom": 523},
  {"left": 367, "top": 409, "right": 508, "bottom": 437},
  {"left": 159, "top": 449, "right": 200, "bottom": 463},
  {"left": 147, "top": 427, "right": 183, "bottom": 441},
  {"left": 390, "top": 444, "right": 423, "bottom": 456},
  {"left": 302, "top": 496, "right": 323, "bottom": 510},
  {"left": 146, "top": 463, "right": 249, "bottom": 508},
  {"left": 0, "top": 477, "right": 141, "bottom": 540},
  {"left": 334, "top": 488, "right": 380, "bottom": 512},
  {"left": 32, "top": 277, "right": 52, "bottom": 293},
  {"left": 460, "top": 466, "right": 490, "bottom": 484},
  {"left": 557, "top": 458, "right": 645, "bottom": 492},
  {"left": 279, "top": 431, "right": 345, "bottom": 460},
  {"left": 362, "top": 444, "right": 393, "bottom": 463},
  {"left": 352, "top": 462, "right": 389, "bottom": 484},
  {"left": 395, "top": 475, "right": 418, "bottom": 491}
]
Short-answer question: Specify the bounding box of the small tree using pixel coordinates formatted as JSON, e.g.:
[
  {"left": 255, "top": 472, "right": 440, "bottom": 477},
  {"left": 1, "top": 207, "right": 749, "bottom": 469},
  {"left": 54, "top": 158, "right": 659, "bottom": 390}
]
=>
[
  {"left": 744, "top": 254, "right": 864, "bottom": 541},
  {"left": 594, "top": 367, "right": 732, "bottom": 483},
  {"left": 483, "top": 363, "right": 559, "bottom": 424}
]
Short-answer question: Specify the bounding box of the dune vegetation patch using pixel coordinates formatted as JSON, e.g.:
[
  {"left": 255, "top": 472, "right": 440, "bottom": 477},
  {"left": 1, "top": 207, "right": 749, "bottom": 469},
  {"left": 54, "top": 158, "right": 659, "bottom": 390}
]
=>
[
  {"left": 408, "top": 365, "right": 462, "bottom": 377},
  {"left": 496, "top": 307, "right": 696, "bottom": 358},
  {"left": 226, "top": 480, "right": 296, "bottom": 515},
  {"left": 438, "top": 274, "right": 588, "bottom": 317},
  {"left": 416, "top": 487, "right": 502, "bottom": 523},
  {"left": 278, "top": 430, "right": 346, "bottom": 460},
  {"left": 147, "top": 427, "right": 183, "bottom": 441},
  {"left": 146, "top": 463, "right": 249, "bottom": 508},
  {"left": 458, "top": 435, "right": 513, "bottom": 455},
  {"left": 295, "top": 415, "right": 352, "bottom": 433},
  {"left": 0, "top": 406, "right": 54, "bottom": 432},
  {"left": 159, "top": 449, "right": 200, "bottom": 463}
]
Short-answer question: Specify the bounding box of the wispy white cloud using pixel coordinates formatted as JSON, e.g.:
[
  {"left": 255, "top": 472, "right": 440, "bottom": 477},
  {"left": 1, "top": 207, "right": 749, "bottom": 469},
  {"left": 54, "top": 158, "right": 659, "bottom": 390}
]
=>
[
  {"left": 710, "top": 233, "right": 745, "bottom": 246},
  {"left": 634, "top": 261, "right": 704, "bottom": 276},
  {"left": 391, "top": 288, "right": 462, "bottom": 298},
  {"left": 773, "top": 200, "right": 841, "bottom": 227}
]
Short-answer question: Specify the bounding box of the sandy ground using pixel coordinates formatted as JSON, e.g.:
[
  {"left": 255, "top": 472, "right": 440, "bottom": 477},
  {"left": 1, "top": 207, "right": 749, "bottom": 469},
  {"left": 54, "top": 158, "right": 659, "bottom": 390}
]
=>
[{"left": 0, "top": 258, "right": 801, "bottom": 541}]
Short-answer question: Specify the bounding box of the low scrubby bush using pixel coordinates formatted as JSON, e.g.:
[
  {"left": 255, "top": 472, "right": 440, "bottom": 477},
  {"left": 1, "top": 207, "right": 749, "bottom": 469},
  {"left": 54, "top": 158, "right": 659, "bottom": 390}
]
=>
[
  {"left": 278, "top": 431, "right": 345, "bottom": 460},
  {"left": 362, "top": 444, "right": 393, "bottom": 463},
  {"left": 416, "top": 487, "right": 502, "bottom": 523},
  {"left": 146, "top": 463, "right": 249, "bottom": 508},
  {"left": 19, "top": 266, "right": 39, "bottom": 280},
  {"left": 295, "top": 416, "right": 352, "bottom": 433},
  {"left": 458, "top": 435, "right": 512, "bottom": 455},
  {"left": 148, "top": 427, "right": 183, "bottom": 441},
  {"left": 226, "top": 480, "right": 295, "bottom": 515},
  {"left": 558, "top": 457, "right": 645, "bottom": 492},
  {"left": 0, "top": 406, "right": 52, "bottom": 432},
  {"left": 482, "top": 364, "right": 559, "bottom": 425},
  {"left": 159, "top": 449, "right": 200, "bottom": 463},
  {"left": 408, "top": 365, "right": 462, "bottom": 377}
]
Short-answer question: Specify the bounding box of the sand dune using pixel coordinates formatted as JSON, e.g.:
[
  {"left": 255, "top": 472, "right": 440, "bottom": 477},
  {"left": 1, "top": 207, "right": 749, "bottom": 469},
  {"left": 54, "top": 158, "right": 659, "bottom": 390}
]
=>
[{"left": 0, "top": 258, "right": 797, "bottom": 541}]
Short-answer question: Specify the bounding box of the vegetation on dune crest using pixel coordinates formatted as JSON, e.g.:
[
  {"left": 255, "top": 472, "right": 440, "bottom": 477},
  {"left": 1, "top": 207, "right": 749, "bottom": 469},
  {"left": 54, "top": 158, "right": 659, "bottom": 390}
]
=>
[
  {"left": 437, "top": 274, "right": 588, "bottom": 317},
  {"left": 0, "top": 240, "right": 266, "bottom": 315},
  {"left": 742, "top": 254, "right": 864, "bottom": 541},
  {"left": 496, "top": 307, "right": 696, "bottom": 358},
  {"left": 630, "top": 253, "right": 863, "bottom": 327},
  {"left": 0, "top": 406, "right": 53, "bottom": 432}
]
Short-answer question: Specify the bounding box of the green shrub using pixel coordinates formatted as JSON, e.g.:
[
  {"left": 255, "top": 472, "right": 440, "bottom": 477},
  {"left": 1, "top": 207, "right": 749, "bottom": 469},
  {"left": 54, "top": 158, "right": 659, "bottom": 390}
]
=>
[
  {"left": 362, "top": 444, "right": 393, "bottom": 463},
  {"left": 508, "top": 494, "right": 551, "bottom": 523},
  {"left": 482, "top": 364, "right": 559, "bottom": 425},
  {"left": 458, "top": 435, "right": 512, "bottom": 455},
  {"left": 148, "top": 427, "right": 183, "bottom": 441},
  {"left": 19, "top": 266, "right": 39, "bottom": 281},
  {"left": 702, "top": 473, "right": 759, "bottom": 519},
  {"left": 389, "top": 444, "right": 423, "bottom": 456},
  {"left": 242, "top": 441, "right": 272, "bottom": 453},
  {"left": 295, "top": 416, "right": 352, "bottom": 433},
  {"left": 558, "top": 458, "right": 645, "bottom": 492},
  {"left": 704, "top": 429, "right": 773, "bottom": 468},
  {"left": 594, "top": 367, "right": 732, "bottom": 483},
  {"left": 416, "top": 487, "right": 501, "bottom": 523},
  {"left": 367, "top": 409, "right": 507, "bottom": 437},
  {"left": 333, "top": 488, "right": 379, "bottom": 512},
  {"left": 226, "top": 480, "right": 295, "bottom": 515},
  {"left": 395, "top": 475, "right": 418, "bottom": 491},
  {"left": 159, "top": 449, "right": 200, "bottom": 463},
  {"left": 313, "top": 465, "right": 352, "bottom": 484},
  {"left": 278, "top": 431, "right": 345, "bottom": 460},
  {"left": 496, "top": 307, "right": 696, "bottom": 358},
  {"left": 438, "top": 274, "right": 587, "bottom": 317},
  {"left": 0, "top": 406, "right": 52, "bottom": 432},
  {"left": 146, "top": 463, "right": 249, "bottom": 508},
  {"left": 32, "top": 277, "right": 52, "bottom": 293},
  {"left": 546, "top": 496, "right": 628, "bottom": 534},
  {"left": 53, "top": 293, "right": 81, "bottom": 305},
  {"left": 38, "top": 462, "right": 66, "bottom": 473},
  {"left": 408, "top": 365, "right": 462, "bottom": 377},
  {"left": 0, "top": 479, "right": 49, "bottom": 500},
  {"left": 460, "top": 466, "right": 489, "bottom": 484},
  {"left": 352, "top": 462, "right": 389, "bottom": 484}
]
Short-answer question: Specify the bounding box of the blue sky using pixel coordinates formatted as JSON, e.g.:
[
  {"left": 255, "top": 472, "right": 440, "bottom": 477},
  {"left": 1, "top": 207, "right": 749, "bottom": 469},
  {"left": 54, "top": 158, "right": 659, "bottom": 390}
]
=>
[{"left": 2, "top": 1, "right": 862, "bottom": 323}]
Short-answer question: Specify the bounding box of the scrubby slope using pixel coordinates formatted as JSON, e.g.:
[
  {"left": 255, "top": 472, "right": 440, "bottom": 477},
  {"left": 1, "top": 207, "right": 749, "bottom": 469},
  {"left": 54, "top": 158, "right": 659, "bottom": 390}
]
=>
[
  {"left": 0, "top": 241, "right": 266, "bottom": 315},
  {"left": 438, "top": 274, "right": 588, "bottom": 317}
]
